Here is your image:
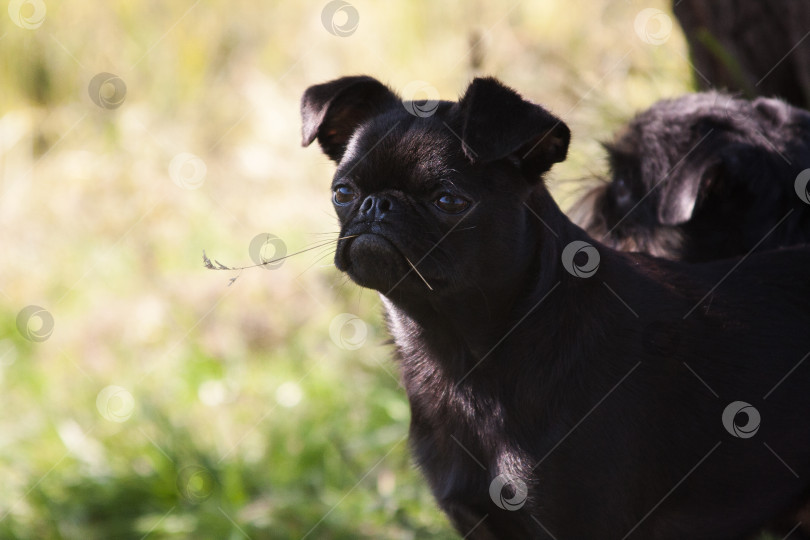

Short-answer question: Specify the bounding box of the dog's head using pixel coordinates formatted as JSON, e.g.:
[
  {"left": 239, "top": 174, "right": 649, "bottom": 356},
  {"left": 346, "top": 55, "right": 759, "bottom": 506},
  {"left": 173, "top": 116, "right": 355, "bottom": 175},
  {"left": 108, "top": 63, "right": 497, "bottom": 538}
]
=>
[
  {"left": 301, "top": 76, "right": 569, "bottom": 303},
  {"left": 573, "top": 93, "right": 810, "bottom": 261}
]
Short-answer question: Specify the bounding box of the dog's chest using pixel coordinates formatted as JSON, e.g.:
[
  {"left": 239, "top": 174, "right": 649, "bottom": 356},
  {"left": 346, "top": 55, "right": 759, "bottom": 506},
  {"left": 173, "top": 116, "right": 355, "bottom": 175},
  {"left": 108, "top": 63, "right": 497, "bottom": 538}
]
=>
[
  {"left": 384, "top": 304, "right": 542, "bottom": 532},
  {"left": 399, "top": 348, "right": 526, "bottom": 497},
  {"left": 401, "top": 355, "right": 545, "bottom": 539}
]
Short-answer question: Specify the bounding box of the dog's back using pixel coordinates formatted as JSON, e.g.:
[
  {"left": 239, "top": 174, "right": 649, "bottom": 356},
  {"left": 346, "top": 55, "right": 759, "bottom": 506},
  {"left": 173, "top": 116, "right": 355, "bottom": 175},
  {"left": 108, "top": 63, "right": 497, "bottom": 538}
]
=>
[{"left": 561, "top": 245, "right": 810, "bottom": 538}]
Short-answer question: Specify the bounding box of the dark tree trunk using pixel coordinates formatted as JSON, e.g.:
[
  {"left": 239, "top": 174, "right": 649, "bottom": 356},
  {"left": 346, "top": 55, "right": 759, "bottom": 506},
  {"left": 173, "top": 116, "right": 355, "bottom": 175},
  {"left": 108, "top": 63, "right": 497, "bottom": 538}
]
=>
[{"left": 673, "top": 0, "right": 810, "bottom": 109}]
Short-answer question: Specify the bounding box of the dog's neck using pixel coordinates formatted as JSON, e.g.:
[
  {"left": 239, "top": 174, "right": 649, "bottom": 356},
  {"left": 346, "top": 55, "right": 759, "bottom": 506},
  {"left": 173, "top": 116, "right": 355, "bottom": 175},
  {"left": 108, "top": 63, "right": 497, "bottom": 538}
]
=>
[{"left": 381, "top": 189, "right": 599, "bottom": 379}]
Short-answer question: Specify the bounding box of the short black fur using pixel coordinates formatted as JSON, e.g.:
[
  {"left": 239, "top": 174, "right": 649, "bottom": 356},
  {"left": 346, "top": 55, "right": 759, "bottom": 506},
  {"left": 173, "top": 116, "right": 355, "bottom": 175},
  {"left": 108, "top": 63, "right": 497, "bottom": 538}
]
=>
[{"left": 302, "top": 76, "right": 810, "bottom": 539}]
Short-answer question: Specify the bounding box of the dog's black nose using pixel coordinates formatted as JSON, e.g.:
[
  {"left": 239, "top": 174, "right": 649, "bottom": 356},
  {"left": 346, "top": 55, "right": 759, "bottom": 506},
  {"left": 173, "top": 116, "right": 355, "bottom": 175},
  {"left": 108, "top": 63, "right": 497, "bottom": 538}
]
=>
[{"left": 359, "top": 194, "right": 395, "bottom": 220}]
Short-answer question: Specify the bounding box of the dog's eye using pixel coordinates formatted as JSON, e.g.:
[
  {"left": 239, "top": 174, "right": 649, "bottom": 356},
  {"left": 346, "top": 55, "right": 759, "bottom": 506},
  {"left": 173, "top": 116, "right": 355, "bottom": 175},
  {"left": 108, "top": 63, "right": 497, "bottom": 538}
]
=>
[
  {"left": 434, "top": 193, "right": 470, "bottom": 214},
  {"left": 333, "top": 185, "right": 359, "bottom": 205}
]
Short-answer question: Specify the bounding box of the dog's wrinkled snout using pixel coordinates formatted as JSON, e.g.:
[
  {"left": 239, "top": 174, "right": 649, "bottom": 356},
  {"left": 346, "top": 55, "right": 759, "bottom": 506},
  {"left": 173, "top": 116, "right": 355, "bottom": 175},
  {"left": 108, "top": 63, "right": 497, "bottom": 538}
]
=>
[{"left": 359, "top": 193, "right": 396, "bottom": 221}]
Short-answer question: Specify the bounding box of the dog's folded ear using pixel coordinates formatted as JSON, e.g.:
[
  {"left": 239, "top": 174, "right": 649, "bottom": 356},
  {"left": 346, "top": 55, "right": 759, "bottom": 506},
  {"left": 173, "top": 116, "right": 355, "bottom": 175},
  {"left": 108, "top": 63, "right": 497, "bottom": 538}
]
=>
[
  {"left": 458, "top": 77, "right": 570, "bottom": 179},
  {"left": 656, "top": 158, "right": 722, "bottom": 225},
  {"left": 752, "top": 96, "right": 810, "bottom": 125},
  {"left": 752, "top": 97, "right": 794, "bottom": 126},
  {"left": 656, "top": 143, "right": 776, "bottom": 226},
  {"left": 301, "top": 75, "right": 399, "bottom": 162}
]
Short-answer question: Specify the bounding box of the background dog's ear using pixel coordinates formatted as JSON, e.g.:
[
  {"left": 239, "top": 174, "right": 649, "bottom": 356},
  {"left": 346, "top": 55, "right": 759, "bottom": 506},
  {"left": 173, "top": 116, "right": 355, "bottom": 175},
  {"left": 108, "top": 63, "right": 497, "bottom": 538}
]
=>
[
  {"left": 301, "top": 76, "right": 399, "bottom": 162},
  {"left": 656, "top": 143, "right": 776, "bottom": 226},
  {"left": 656, "top": 159, "right": 722, "bottom": 225},
  {"left": 752, "top": 97, "right": 793, "bottom": 126},
  {"left": 458, "top": 77, "right": 570, "bottom": 179},
  {"left": 753, "top": 96, "right": 810, "bottom": 131}
]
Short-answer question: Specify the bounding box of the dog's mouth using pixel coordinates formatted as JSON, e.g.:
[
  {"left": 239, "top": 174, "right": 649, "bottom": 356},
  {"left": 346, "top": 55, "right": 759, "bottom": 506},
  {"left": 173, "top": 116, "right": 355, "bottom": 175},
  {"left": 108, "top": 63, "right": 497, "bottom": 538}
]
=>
[
  {"left": 342, "top": 232, "right": 398, "bottom": 265},
  {"left": 336, "top": 224, "right": 430, "bottom": 294}
]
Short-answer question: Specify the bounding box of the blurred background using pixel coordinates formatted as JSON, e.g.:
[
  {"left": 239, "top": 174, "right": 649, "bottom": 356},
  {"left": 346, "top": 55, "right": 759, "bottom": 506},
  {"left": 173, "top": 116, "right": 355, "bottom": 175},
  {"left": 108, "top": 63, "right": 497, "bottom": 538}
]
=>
[{"left": 0, "top": 0, "right": 694, "bottom": 538}]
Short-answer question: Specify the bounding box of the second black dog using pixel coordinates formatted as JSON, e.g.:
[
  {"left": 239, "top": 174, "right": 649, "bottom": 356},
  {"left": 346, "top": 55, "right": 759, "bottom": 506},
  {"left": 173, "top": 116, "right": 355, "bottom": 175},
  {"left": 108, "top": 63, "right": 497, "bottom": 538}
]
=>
[
  {"left": 572, "top": 93, "right": 810, "bottom": 262},
  {"left": 302, "top": 76, "right": 810, "bottom": 539}
]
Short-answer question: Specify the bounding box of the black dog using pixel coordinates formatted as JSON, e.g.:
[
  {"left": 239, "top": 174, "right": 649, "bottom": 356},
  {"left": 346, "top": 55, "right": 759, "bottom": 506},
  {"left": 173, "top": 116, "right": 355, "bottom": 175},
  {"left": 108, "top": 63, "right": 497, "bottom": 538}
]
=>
[
  {"left": 571, "top": 93, "right": 810, "bottom": 262},
  {"left": 301, "top": 76, "right": 810, "bottom": 539}
]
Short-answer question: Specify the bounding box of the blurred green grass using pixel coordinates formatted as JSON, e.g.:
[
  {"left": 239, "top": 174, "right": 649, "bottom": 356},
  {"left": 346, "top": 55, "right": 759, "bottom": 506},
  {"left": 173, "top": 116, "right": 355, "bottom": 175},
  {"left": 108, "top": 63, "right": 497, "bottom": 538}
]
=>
[{"left": 1, "top": 0, "right": 694, "bottom": 538}]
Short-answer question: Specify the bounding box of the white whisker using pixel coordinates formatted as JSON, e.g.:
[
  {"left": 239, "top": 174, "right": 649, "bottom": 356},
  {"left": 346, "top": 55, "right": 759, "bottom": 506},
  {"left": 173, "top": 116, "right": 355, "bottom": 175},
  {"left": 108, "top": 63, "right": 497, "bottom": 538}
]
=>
[{"left": 405, "top": 256, "right": 433, "bottom": 291}]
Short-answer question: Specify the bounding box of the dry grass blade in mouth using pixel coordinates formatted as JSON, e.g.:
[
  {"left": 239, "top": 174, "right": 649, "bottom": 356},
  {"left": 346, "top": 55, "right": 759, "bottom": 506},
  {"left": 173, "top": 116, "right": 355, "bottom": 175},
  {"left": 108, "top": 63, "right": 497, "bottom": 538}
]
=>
[
  {"left": 405, "top": 256, "right": 433, "bottom": 291},
  {"left": 203, "top": 235, "right": 358, "bottom": 284}
]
